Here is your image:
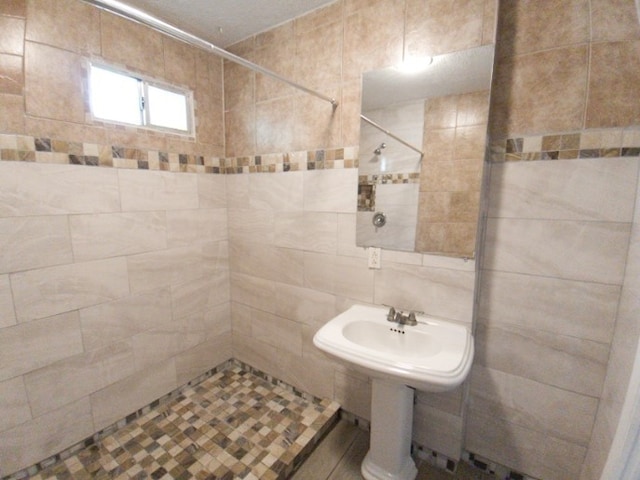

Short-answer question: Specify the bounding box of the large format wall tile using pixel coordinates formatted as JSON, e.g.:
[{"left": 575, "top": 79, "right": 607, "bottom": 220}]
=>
[
  {"left": 166, "top": 208, "right": 227, "bottom": 246},
  {"left": 231, "top": 272, "right": 277, "bottom": 314},
  {"left": 0, "top": 376, "right": 32, "bottom": 432},
  {"left": 24, "top": 42, "right": 85, "bottom": 123},
  {"left": 174, "top": 334, "right": 232, "bottom": 385},
  {"left": 303, "top": 252, "right": 374, "bottom": 303},
  {"left": 127, "top": 243, "right": 226, "bottom": 292},
  {"left": 478, "top": 270, "right": 619, "bottom": 343},
  {"left": 303, "top": 169, "right": 358, "bottom": 213},
  {"left": 0, "top": 162, "right": 120, "bottom": 216},
  {"left": 176, "top": 302, "right": 231, "bottom": 350},
  {"left": 90, "top": 360, "right": 178, "bottom": 431},
  {"left": 79, "top": 288, "right": 172, "bottom": 351},
  {"left": 0, "top": 52, "right": 23, "bottom": 95},
  {"left": 24, "top": 340, "right": 135, "bottom": 417},
  {"left": 483, "top": 218, "right": 630, "bottom": 284},
  {"left": 0, "top": 274, "right": 16, "bottom": 328},
  {"left": 250, "top": 309, "right": 303, "bottom": 357},
  {"left": 197, "top": 174, "right": 227, "bottom": 209},
  {"left": 162, "top": 36, "right": 197, "bottom": 90},
  {"left": 405, "top": 0, "right": 486, "bottom": 58},
  {"left": 230, "top": 241, "right": 303, "bottom": 286},
  {"left": 0, "top": 16, "right": 24, "bottom": 56},
  {"left": 99, "top": 11, "right": 164, "bottom": 79},
  {"left": 131, "top": 326, "right": 181, "bottom": 372},
  {"left": 475, "top": 324, "right": 608, "bottom": 397},
  {"left": 0, "top": 397, "right": 94, "bottom": 476},
  {"left": 248, "top": 171, "right": 304, "bottom": 211},
  {"left": 276, "top": 349, "right": 335, "bottom": 401},
  {"left": 227, "top": 208, "right": 275, "bottom": 244},
  {"left": 466, "top": 411, "right": 587, "bottom": 480},
  {"left": 490, "top": 45, "right": 588, "bottom": 137},
  {"left": 118, "top": 169, "right": 200, "bottom": 212},
  {"left": 590, "top": 0, "right": 640, "bottom": 42},
  {"left": 0, "top": 311, "right": 83, "bottom": 382},
  {"left": 586, "top": 40, "right": 640, "bottom": 128},
  {"left": 342, "top": 0, "right": 403, "bottom": 81},
  {"left": 275, "top": 211, "right": 340, "bottom": 254},
  {"left": 70, "top": 212, "right": 167, "bottom": 261},
  {"left": 11, "top": 257, "right": 130, "bottom": 321},
  {"left": 334, "top": 369, "right": 371, "bottom": 420},
  {"left": 273, "top": 283, "right": 337, "bottom": 329},
  {"left": 470, "top": 366, "right": 598, "bottom": 446},
  {"left": 413, "top": 401, "right": 464, "bottom": 459},
  {"left": 373, "top": 262, "right": 475, "bottom": 323},
  {"left": 581, "top": 172, "right": 640, "bottom": 479},
  {"left": 496, "top": 0, "right": 589, "bottom": 58},
  {"left": 488, "top": 158, "right": 639, "bottom": 222},
  {"left": 170, "top": 273, "right": 230, "bottom": 321},
  {"left": 25, "top": 0, "right": 100, "bottom": 54}
]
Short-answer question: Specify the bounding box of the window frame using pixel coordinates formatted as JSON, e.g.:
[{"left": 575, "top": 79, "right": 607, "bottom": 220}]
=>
[{"left": 87, "top": 62, "right": 195, "bottom": 137}]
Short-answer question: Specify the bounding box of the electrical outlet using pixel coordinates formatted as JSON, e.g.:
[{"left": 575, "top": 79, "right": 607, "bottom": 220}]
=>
[{"left": 368, "top": 247, "right": 381, "bottom": 269}]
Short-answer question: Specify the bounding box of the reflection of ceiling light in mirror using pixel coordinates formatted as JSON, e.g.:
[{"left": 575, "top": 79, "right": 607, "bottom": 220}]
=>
[{"left": 395, "top": 56, "right": 433, "bottom": 74}]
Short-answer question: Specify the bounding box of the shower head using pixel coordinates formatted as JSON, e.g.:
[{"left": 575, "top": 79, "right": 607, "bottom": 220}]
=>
[{"left": 374, "top": 142, "right": 386, "bottom": 155}]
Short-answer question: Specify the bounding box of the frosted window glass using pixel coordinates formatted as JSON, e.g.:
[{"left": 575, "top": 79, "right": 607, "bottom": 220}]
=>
[
  {"left": 90, "top": 66, "right": 142, "bottom": 126},
  {"left": 147, "top": 85, "right": 189, "bottom": 131}
]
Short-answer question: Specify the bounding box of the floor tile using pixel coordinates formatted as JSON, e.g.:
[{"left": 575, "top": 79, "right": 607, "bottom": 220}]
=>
[{"left": 31, "top": 366, "right": 339, "bottom": 480}]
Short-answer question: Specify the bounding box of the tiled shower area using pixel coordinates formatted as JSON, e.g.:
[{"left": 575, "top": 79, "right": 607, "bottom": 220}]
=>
[
  {"left": 28, "top": 364, "right": 339, "bottom": 480},
  {"left": 2, "top": 1, "right": 640, "bottom": 480}
]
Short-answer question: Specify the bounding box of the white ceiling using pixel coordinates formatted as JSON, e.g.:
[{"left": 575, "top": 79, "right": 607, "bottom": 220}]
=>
[
  {"left": 362, "top": 45, "right": 495, "bottom": 112},
  {"left": 116, "top": 0, "right": 337, "bottom": 47}
]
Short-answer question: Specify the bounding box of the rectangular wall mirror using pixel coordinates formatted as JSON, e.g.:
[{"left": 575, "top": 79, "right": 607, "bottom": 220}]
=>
[{"left": 357, "top": 45, "right": 495, "bottom": 258}]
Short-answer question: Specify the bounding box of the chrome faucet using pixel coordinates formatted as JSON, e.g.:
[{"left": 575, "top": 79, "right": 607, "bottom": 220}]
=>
[{"left": 386, "top": 306, "right": 418, "bottom": 326}]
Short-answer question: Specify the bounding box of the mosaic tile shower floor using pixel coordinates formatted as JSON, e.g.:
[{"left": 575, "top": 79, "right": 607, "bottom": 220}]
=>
[{"left": 30, "top": 366, "right": 340, "bottom": 480}]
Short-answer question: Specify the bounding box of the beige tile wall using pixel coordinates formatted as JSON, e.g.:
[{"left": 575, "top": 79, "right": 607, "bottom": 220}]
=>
[
  {"left": 480, "top": 2, "right": 640, "bottom": 479},
  {"left": 225, "top": 1, "right": 640, "bottom": 480},
  {"left": 0, "top": 161, "right": 231, "bottom": 476},
  {"left": 416, "top": 90, "right": 490, "bottom": 256},
  {"left": 228, "top": 166, "right": 478, "bottom": 460},
  {"left": 490, "top": 0, "right": 640, "bottom": 138},
  {"left": 472, "top": 154, "right": 639, "bottom": 480},
  {"left": 581, "top": 174, "right": 640, "bottom": 480},
  {"left": 0, "top": 0, "right": 224, "bottom": 156},
  {"left": 224, "top": 0, "right": 494, "bottom": 467},
  {"left": 2, "top": 1, "right": 640, "bottom": 479},
  {"left": 0, "top": 2, "right": 230, "bottom": 474}
]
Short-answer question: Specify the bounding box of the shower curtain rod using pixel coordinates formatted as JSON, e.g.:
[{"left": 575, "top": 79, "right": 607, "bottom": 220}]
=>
[
  {"left": 82, "top": 0, "right": 339, "bottom": 110},
  {"left": 360, "top": 114, "right": 424, "bottom": 157}
]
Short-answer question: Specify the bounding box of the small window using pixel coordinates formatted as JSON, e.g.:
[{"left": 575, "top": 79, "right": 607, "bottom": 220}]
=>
[{"left": 89, "top": 64, "right": 193, "bottom": 135}]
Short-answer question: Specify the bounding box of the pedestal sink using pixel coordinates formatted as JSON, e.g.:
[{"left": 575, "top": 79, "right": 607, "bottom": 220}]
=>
[{"left": 313, "top": 304, "right": 474, "bottom": 480}]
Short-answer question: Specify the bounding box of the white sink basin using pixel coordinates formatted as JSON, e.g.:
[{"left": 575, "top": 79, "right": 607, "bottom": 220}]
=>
[{"left": 313, "top": 304, "right": 474, "bottom": 392}]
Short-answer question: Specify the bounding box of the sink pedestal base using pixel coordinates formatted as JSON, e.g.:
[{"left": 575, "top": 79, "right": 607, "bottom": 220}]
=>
[{"left": 361, "top": 379, "right": 418, "bottom": 480}]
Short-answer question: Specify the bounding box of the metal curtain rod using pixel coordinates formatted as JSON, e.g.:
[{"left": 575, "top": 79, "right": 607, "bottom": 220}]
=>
[
  {"left": 360, "top": 114, "right": 424, "bottom": 157},
  {"left": 83, "top": 0, "right": 338, "bottom": 110}
]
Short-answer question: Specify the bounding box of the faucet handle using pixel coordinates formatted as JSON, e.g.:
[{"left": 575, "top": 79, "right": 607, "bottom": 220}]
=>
[
  {"left": 408, "top": 312, "right": 417, "bottom": 325},
  {"left": 386, "top": 306, "right": 396, "bottom": 322}
]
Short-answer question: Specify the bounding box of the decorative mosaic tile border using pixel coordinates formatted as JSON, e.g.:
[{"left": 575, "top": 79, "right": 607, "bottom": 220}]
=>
[
  {"left": 225, "top": 146, "right": 359, "bottom": 174},
  {"left": 462, "top": 451, "right": 540, "bottom": 480},
  {"left": 491, "top": 128, "right": 640, "bottom": 163},
  {"left": 0, "top": 134, "right": 224, "bottom": 173},
  {"left": 359, "top": 172, "right": 421, "bottom": 185},
  {"left": 0, "top": 133, "right": 359, "bottom": 175},
  {"left": 413, "top": 443, "right": 457, "bottom": 473},
  {"left": 2, "top": 358, "right": 339, "bottom": 480},
  {"left": 356, "top": 172, "right": 420, "bottom": 211},
  {"left": 337, "top": 409, "right": 461, "bottom": 476},
  {"left": 339, "top": 410, "right": 542, "bottom": 479}
]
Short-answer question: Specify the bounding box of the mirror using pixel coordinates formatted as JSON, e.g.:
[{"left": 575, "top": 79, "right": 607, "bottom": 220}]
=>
[{"left": 357, "top": 45, "right": 495, "bottom": 258}]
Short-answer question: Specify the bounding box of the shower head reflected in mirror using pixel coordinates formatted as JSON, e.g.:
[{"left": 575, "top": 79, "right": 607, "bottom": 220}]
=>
[{"left": 374, "top": 142, "right": 386, "bottom": 155}]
